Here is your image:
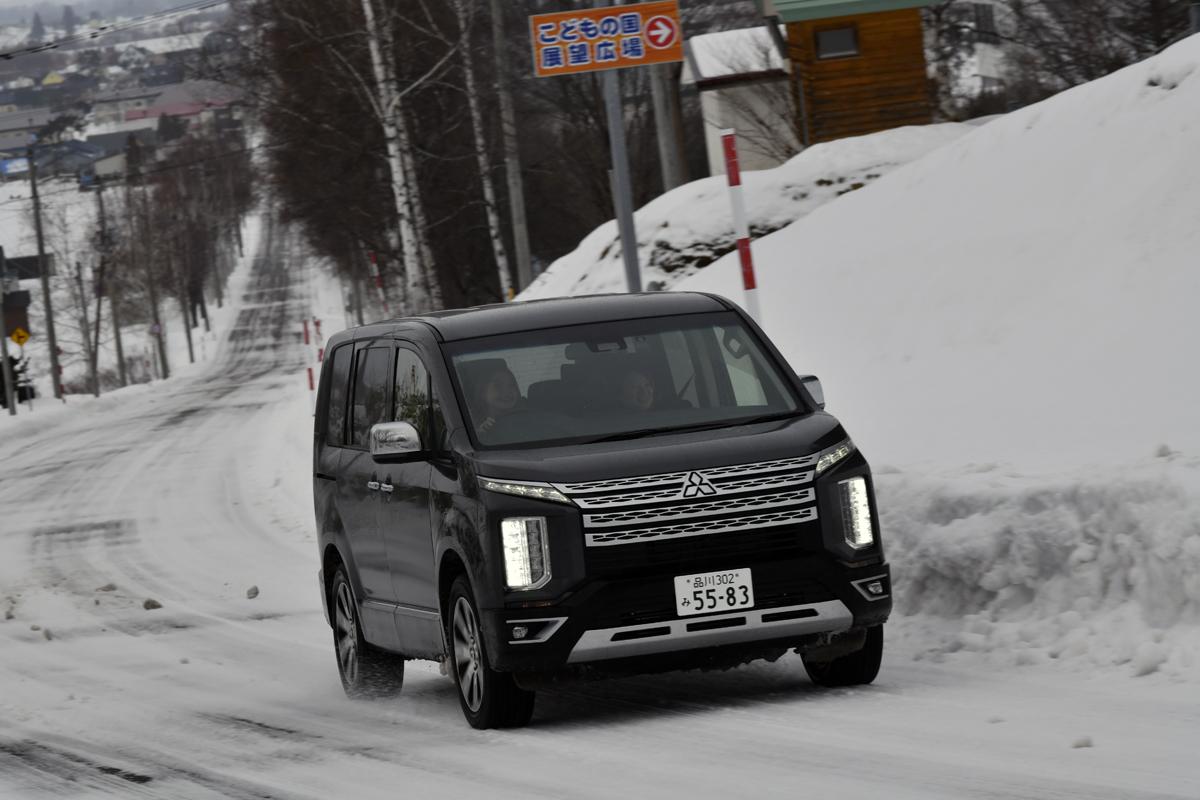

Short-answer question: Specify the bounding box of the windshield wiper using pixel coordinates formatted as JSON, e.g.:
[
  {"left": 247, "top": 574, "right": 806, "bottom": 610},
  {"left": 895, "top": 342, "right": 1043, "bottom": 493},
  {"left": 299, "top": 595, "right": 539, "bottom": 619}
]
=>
[{"left": 584, "top": 411, "right": 799, "bottom": 444}]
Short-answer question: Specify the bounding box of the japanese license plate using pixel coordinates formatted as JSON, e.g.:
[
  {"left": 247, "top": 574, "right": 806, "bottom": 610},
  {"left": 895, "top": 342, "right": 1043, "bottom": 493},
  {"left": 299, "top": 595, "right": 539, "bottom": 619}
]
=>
[{"left": 674, "top": 568, "right": 755, "bottom": 617}]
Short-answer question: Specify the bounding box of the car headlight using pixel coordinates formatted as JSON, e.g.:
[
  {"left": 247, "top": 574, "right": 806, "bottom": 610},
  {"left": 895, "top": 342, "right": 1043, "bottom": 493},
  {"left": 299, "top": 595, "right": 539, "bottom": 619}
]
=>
[
  {"left": 816, "top": 439, "right": 855, "bottom": 475},
  {"left": 838, "top": 477, "right": 875, "bottom": 550},
  {"left": 501, "top": 517, "right": 551, "bottom": 590},
  {"left": 480, "top": 478, "right": 572, "bottom": 505}
]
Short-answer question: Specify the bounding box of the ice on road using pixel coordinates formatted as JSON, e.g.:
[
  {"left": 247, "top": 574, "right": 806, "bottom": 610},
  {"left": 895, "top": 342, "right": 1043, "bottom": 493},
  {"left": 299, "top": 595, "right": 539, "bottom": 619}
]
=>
[{"left": 0, "top": 223, "right": 1197, "bottom": 799}]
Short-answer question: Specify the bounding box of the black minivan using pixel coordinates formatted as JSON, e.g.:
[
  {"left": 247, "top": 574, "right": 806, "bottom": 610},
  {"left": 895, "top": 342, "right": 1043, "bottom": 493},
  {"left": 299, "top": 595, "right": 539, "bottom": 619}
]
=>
[{"left": 314, "top": 293, "right": 891, "bottom": 728}]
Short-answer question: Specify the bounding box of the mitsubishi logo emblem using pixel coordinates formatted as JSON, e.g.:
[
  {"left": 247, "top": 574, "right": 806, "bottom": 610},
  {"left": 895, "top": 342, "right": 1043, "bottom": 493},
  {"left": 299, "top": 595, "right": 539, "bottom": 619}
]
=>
[{"left": 681, "top": 472, "right": 718, "bottom": 499}]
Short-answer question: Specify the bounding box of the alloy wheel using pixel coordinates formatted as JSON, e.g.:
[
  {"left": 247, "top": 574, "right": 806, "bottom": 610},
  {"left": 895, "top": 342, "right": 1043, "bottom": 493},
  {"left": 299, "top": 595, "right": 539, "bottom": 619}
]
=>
[
  {"left": 453, "top": 596, "right": 484, "bottom": 712},
  {"left": 334, "top": 581, "right": 359, "bottom": 686}
]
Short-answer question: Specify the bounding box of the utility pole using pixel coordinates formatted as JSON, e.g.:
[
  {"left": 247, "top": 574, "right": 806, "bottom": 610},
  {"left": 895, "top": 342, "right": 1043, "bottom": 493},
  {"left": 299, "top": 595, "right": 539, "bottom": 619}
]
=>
[
  {"left": 73, "top": 259, "right": 98, "bottom": 396},
  {"left": 602, "top": 67, "right": 642, "bottom": 293},
  {"left": 94, "top": 177, "right": 125, "bottom": 388},
  {"left": 490, "top": 0, "right": 533, "bottom": 291},
  {"left": 596, "top": 0, "right": 642, "bottom": 294},
  {"left": 128, "top": 152, "right": 168, "bottom": 381},
  {"left": 29, "top": 140, "right": 62, "bottom": 400},
  {"left": 0, "top": 247, "right": 16, "bottom": 416},
  {"left": 649, "top": 63, "right": 688, "bottom": 192}
]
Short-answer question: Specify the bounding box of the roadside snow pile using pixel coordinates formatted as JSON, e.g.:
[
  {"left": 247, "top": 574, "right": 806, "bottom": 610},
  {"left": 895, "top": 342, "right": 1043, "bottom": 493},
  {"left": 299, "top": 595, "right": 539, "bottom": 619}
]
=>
[
  {"left": 518, "top": 123, "right": 971, "bottom": 299},
  {"left": 878, "top": 460, "right": 1200, "bottom": 679},
  {"left": 680, "top": 36, "right": 1200, "bottom": 470}
]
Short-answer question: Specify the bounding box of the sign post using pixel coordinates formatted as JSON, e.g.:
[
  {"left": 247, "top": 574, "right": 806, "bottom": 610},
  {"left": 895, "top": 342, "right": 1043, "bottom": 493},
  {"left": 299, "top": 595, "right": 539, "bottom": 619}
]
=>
[
  {"left": 721, "top": 130, "right": 762, "bottom": 323},
  {"left": 530, "top": 0, "right": 684, "bottom": 294}
]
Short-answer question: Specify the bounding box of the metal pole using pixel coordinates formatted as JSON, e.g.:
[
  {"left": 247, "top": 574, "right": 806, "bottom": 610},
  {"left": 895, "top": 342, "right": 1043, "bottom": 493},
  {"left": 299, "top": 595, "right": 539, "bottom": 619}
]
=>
[
  {"left": 0, "top": 247, "right": 17, "bottom": 416},
  {"left": 490, "top": 0, "right": 533, "bottom": 292},
  {"left": 649, "top": 63, "right": 687, "bottom": 192},
  {"left": 29, "top": 141, "right": 63, "bottom": 400},
  {"left": 602, "top": 68, "right": 642, "bottom": 294}
]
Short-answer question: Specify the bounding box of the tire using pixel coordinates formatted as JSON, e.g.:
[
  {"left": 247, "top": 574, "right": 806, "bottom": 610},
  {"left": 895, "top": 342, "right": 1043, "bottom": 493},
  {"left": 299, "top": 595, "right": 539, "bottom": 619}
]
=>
[
  {"left": 330, "top": 568, "right": 405, "bottom": 698},
  {"left": 446, "top": 576, "right": 535, "bottom": 729},
  {"left": 802, "top": 625, "right": 884, "bottom": 687}
]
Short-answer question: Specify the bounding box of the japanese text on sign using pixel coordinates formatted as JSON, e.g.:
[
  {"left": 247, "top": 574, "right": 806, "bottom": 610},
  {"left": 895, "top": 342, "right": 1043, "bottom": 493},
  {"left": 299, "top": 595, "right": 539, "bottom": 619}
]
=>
[{"left": 530, "top": 0, "right": 683, "bottom": 79}]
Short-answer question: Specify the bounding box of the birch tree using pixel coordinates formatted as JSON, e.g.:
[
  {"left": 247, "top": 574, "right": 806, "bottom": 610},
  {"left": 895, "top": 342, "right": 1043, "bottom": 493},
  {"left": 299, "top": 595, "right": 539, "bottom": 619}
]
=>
[{"left": 451, "top": 0, "right": 513, "bottom": 301}]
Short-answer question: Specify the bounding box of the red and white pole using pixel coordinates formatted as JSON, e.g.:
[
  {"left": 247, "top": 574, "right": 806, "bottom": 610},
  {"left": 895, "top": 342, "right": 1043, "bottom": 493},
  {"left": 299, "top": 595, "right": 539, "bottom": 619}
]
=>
[{"left": 721, "top": 129, "right": 761, "bottom": 323}]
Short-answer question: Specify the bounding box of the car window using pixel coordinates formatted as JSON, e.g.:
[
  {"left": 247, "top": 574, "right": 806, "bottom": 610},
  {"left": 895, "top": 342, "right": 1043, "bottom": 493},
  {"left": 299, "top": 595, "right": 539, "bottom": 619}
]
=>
[
  {"left": 351, "top": 346, "right": 392, "bottom": 448},
  {"left": 446, "top": 312, "right": 801, "bottom": 448},
  {"left": 325, "top": 344, "right": 353, "bottom": 447},
  {"left": 394, "top": 349, "right": 430, "bottom": 444}
]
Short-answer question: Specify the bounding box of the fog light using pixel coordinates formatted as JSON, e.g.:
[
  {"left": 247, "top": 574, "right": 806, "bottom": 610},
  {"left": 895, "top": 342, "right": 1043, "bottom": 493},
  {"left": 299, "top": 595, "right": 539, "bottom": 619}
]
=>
[
  {"left": 501, "top": 517, "right": 550, "bottom": 590},
  {"left": 866, "top": 581, "right": 884, "bottom": 596},
  {"left": 512, "top": 625, "right": 529, "bottom": 640},
  {"left": 838, "top": 477, "right": 875, "bottom": 550}
]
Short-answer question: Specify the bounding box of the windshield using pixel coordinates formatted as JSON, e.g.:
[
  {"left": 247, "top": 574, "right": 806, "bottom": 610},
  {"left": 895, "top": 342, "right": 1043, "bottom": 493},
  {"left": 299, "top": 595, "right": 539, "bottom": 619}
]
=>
[{"left": 446, "top": 312, "right": 802, "bottom": 448}]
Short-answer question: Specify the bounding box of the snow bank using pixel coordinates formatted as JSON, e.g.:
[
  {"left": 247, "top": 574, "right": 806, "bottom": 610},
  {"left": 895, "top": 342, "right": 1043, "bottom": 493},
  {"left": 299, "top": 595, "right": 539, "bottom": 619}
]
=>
[
  {"left": 880, "top": 460, "right": 1200, "bottom": 679},
  {"left": 518, "top": 123, "right": 971, "bottom": 299},
  {"left": 681, "top": 37, "right": 1200, "bottom": 471}
]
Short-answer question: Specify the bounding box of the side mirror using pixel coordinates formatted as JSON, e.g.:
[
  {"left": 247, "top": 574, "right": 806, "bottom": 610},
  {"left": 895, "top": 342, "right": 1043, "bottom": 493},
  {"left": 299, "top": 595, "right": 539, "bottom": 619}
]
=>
[
  {"left": 369, "top": 421, "right": 424, "bottom": 462},
  {"left": 799, "top": 375, "right": 825, "bottom": 410}
]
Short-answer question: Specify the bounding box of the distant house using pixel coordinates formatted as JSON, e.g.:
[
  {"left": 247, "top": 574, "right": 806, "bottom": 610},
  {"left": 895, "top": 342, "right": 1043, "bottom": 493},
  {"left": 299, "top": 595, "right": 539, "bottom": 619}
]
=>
[
  {"left": 34, "top": 140, "right": 105, "bottom": 177},
  {"left": 0, "top": 108, "right": 51, "bottom": 139},
  {"left": 41, "top": 71, "right": 66, "bottom": 88},
  {"left": 125, "top": 81, "right": 242, "bottom": 126},
  {"left": 683, "top": 25, "right": 795, "bottom": 176},
  {"left": 86, "top": 127, "right": 159, "bottom": 158},
  {"left": 90, "top": 87, "right": 163, "bottom": 126},
  {"left": 762, "top": 0, "right": 939, "bottom": 144}
]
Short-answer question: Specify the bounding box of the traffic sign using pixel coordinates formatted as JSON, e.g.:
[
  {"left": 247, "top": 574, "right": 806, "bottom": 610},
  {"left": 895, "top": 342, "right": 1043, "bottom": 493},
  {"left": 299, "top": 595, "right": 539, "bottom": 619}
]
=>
[
  {"left": 530, "top": 0, "right": 684, "bottom": 79},
  {"left": 11, "top": 327, "right": 29, "bottom": 347}
]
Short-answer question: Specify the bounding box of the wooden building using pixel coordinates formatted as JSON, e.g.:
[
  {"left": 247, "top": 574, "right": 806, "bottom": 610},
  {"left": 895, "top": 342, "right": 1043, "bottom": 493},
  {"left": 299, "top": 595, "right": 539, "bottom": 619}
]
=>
[{"left": 762, "top": 0, "right": 937, "bottom": 145}]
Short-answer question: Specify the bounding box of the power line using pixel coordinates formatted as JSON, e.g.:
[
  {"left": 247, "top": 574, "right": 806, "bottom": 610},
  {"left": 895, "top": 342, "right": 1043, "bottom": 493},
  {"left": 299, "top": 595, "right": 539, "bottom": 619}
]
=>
[{"left": 0, "top": 0, "right": 230, "bottom": 63}]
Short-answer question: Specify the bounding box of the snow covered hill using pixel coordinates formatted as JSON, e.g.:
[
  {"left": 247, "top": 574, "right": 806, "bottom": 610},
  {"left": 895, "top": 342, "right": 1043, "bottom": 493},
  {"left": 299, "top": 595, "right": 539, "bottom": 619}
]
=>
[
  {"left": 682, "top": 38, "right": 1200, "bottom": 471},
  {"left": 519, "top": 123, "right": 972, "bottom": 298}
]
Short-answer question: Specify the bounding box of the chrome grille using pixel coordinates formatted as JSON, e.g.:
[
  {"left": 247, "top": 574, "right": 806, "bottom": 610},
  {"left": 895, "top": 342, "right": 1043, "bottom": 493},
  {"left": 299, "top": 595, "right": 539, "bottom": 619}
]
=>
[{"left": 555, "top": 455, "right": 820, "bottom": 547}]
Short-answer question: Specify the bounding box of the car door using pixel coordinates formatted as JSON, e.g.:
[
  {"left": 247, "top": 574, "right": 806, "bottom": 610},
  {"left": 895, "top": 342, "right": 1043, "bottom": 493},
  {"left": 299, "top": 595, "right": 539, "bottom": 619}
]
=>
[
  {"left": 378, "top": 344, "right": 438, "bottom": 655},
  {"left": 337, "top": 340, "right": 397, "bottom": 642}
]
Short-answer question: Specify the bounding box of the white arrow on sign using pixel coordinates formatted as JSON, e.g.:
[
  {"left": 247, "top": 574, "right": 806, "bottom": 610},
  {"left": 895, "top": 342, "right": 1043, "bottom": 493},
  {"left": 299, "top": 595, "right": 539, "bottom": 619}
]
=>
[{"left": 645, "top": 15, "right": 679, "bottom": 50}]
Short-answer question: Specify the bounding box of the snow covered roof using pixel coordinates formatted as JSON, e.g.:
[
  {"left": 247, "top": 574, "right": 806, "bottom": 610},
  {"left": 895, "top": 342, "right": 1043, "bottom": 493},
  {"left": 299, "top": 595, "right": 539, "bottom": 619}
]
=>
[
  {"left": 682, "top": 25, "right": 787, "bottom": 86},
  {"left": 115, "top": 32, "right": 205, "bottom": 56}
]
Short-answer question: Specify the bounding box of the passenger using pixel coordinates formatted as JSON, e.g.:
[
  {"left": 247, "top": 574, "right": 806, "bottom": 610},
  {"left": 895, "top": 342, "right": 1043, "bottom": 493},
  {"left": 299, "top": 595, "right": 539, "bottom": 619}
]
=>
[
  {"left": 619, "top": 369, "right": 655, "bottom": 411},
  {"left": 477, "top": 365, "right": 523, "bottom": 432}
]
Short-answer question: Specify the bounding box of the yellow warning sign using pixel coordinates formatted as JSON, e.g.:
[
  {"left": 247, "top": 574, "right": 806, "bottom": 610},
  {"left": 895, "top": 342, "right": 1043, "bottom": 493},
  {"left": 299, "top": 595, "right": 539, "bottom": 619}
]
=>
[{"left": 10, "top": 327, "right": 29, "bottom": 346}]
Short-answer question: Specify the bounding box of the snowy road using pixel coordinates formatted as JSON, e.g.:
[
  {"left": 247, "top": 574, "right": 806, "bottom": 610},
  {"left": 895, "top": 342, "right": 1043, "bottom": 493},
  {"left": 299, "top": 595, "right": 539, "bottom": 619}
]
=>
[{"left": 1, "top": 224, "right": 1197, "bottom": 799}]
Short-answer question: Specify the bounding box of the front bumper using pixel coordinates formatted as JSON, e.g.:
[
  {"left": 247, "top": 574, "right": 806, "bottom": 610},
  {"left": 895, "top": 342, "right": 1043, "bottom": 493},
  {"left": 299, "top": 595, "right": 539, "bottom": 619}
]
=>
[{"left": 482, "top": 556, "right": 891, "bottom": 674}]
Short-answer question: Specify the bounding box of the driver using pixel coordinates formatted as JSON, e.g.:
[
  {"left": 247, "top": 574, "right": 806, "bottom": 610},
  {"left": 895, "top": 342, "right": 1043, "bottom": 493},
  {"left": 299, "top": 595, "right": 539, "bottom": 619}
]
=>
[
  {"left": 619, "top": 369, "right": 655, "bottom": 411},
  {"left": 477, "top": 365, "right": 523, "bottom": 432}
]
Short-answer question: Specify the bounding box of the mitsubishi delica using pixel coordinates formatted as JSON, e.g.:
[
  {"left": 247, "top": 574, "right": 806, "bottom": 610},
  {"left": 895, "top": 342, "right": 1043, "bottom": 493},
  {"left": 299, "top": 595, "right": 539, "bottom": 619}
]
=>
[{"left": 313, "top": 292, "right": 891, "bottom": 729}]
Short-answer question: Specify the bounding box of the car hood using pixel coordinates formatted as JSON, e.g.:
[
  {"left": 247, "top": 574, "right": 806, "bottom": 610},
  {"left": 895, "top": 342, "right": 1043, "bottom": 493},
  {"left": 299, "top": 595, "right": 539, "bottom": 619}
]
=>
[{"left": 469, "top": 412, "right": 848, "bottom": 484}]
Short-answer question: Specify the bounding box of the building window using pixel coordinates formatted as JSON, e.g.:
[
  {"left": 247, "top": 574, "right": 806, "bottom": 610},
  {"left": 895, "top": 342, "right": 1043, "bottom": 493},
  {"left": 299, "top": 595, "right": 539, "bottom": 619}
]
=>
[
  {"left": 815, "top": 26, "right": 859, "bottom": 60},
  {"left": 981, "top": 76, "right": 1006, "bottom": 94},
  {"left": 974, "top": 3, "right": 1000, "bottom": 45}
]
